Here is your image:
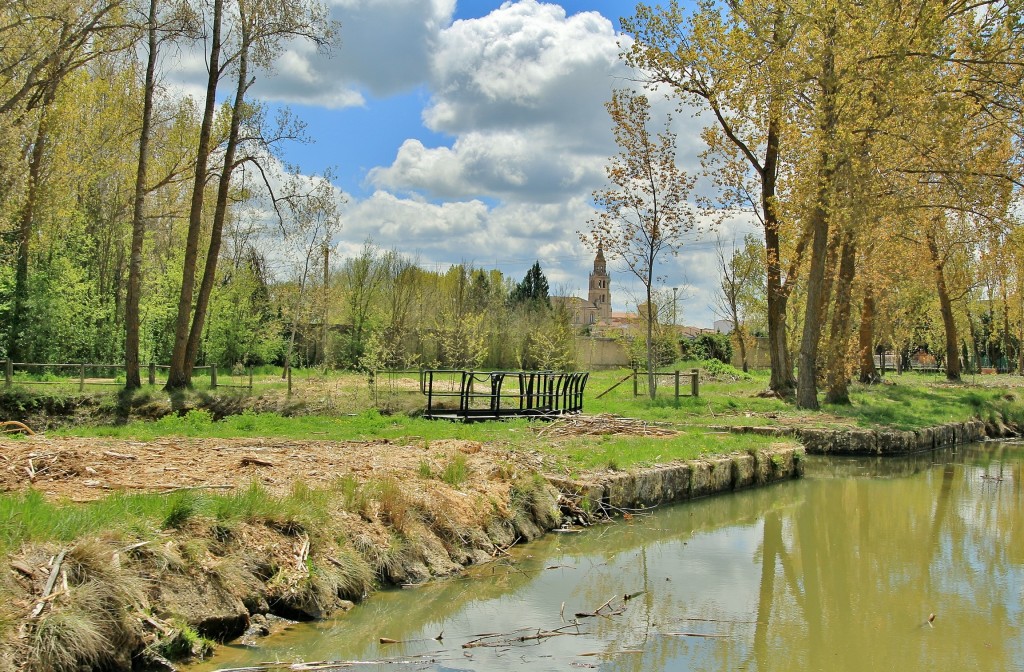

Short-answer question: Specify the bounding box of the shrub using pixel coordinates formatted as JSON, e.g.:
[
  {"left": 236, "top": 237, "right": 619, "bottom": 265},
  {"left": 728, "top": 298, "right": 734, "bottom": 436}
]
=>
[{"left": 681, "top": 333, "right": 733, "bottom": 364}]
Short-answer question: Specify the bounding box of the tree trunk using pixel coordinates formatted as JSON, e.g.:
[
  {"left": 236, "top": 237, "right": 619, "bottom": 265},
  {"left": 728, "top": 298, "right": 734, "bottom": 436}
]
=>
[
  {"left": 646, "top": 280, "right": 656, "bottom": 400},
  {"left": 926, "top": 232, "right": 961, "bottom": 381},
  {"left": 8, "top": 88, "right": 55, "bottom": 362},
  {"left": 124, "top": 0, "right": 159, "bottom": 390},
  {"left": 796, "top": 27, "right": 838, "bottom": 410},
  {"left": 182, "top": 16, "right": 251, "bottom": 379},
  {"left": 824, "top": 233, "right": 856, "bottom": 404},
  {"left": 166, "top": 0, "right": 224, "bottom": 390},
  {"left": 858, "top": 288, "right": 880, "bottom": 383},
  {"left": 762, "top": 115, "right": 796, "bottom": 395},
  {"left": 737, "top": 328, "right": 749, "bottom": 372}
]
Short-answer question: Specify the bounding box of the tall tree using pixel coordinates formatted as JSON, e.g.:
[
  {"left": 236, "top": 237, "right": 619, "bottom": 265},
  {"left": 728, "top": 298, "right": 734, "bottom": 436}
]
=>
[
  {"left": 509, "top": 261, "right": 551, "bottom": 308},
  {"left": 584, "top": 89, "right": 696, "bottom": 399},
  {"left": 624, "top": 0, "right": 803, "bottom": 396},
  {"left": 714, "top": 234, "right": 764, "bottom": 372},
  {"left": 165, "top": 0, "right": 336, "bottom": 389},
  {"left": 125, "top": 0, "right": 195, "bottom": 388}
]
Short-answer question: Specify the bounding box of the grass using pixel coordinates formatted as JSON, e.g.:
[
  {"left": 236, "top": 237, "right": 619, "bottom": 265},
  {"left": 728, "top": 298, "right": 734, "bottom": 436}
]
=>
[{"left": 0, "top": 481, "right": 346, "bottom": 560}]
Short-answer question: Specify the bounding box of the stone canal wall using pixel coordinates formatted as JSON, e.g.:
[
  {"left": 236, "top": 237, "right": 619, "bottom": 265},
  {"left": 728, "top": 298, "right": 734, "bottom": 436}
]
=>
[
  {"left": 548, "top": 446, "right": 804, "bottom": 512},
  {"left": 546, "top": 417, "right": 1010, "bottom": 514},
  {"left": 711, "top": 418, "right": 1004, "bottom": 455}
]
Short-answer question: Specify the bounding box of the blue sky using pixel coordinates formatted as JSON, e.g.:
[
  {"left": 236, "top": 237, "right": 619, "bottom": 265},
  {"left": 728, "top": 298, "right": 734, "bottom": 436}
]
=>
[{"left": 170, "top": 0, "right": 755, "bottom": 326}]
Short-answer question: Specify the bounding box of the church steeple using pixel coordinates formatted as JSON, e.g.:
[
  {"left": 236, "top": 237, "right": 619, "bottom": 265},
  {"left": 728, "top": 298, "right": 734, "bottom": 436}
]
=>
[{"left": 588, "top": 243, "right": 611, "bottom": 322}]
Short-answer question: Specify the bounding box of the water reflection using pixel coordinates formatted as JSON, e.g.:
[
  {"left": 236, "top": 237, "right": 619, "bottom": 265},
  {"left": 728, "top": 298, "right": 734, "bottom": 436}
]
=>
[{"left": 192, "top": 442, "right": 1024, "bottom": 672}]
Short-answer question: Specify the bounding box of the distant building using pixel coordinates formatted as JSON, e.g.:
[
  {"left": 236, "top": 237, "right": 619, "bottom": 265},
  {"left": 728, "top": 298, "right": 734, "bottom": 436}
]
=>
[
  {"left": 713, "top": 319, "right": 733, "bottom": 334},
  {"left": 552, "top": 245, "right": 612, "bottom": 328},
  {"left": 587, "top": 243, "right": 612, "bottom": 322}
]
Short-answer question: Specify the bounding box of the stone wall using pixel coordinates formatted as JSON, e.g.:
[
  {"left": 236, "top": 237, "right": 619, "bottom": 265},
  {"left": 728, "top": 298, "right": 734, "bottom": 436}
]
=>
[
  {"left": 574, "top": 336, "right": 628, "bottom": 369},
  {"left": 548, "top": 446, "right": 803, "bottom": 512},
  {"left": 712, "top": 419, "right": 1001, "bottom": 455}
]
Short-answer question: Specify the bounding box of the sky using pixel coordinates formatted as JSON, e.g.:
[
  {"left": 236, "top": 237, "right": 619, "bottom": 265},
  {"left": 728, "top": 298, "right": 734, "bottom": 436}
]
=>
[{"left": 167, "top": 0, "right": 760, "bottom": 327}]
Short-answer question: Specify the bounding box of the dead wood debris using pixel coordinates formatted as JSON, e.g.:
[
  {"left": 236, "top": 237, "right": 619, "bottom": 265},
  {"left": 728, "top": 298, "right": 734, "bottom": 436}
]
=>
[
  {"left": 462, "top": 623, "right": 584, "bottom": 649},
  {"left": 535, "top": 414, "right": 677, "bottom": 439},
  {"left": 539, "top": 414, "right": 678, "bottom": 438},
  {"left": 1, "top": 420, "right": 35, "bottom": 435}
]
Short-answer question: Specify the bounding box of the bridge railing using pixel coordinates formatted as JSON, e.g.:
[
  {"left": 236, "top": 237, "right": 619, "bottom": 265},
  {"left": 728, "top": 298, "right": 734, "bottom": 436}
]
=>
[{"left": 420, "top": 369, "right": 589, "bottom": 421}]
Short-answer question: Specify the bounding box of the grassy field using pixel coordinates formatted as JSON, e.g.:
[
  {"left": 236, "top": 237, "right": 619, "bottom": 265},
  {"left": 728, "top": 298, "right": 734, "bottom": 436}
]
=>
[{"left": 10, "top": 359, "right": 1024, "bottom": 441}]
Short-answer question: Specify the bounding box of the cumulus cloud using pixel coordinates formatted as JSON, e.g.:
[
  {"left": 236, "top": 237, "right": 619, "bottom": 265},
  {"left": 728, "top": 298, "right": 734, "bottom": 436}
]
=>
[{"left": 364, "top": 0, "right": 637, "bottom": 205}]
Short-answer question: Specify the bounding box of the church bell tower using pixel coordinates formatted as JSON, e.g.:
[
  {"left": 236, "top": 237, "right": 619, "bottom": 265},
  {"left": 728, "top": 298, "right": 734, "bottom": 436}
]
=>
[{"left": 588, "top": 243, "right": 611, "bottom": 321}]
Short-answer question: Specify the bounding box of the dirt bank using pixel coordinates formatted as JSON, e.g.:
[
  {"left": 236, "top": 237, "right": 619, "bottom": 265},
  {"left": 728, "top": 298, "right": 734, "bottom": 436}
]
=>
[{"left": 0, "top": 429, "right": 801, "bottom": 671}]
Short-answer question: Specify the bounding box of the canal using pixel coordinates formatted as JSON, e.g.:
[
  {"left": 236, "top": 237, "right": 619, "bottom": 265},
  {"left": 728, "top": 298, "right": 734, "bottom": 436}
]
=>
[{"left": 191, "top": 441, "right": 1023, "bottom": 671}]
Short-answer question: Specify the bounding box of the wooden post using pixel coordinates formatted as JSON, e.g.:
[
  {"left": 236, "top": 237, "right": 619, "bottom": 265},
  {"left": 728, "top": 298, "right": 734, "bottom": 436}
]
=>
[
  {"left": 79, "top": 363, "right": 85, "bottom": 391},
  {"left": 674, "top": 370, "right": 680, "bottom": 400},
  {"left": 632, "top": 368, "right": 638, "bottom": 397},
  {"left": 287, "top": 365, "right": 292, "bottom": 395},
  {"left": 691, "top": 368, "right": 700, "bottom": 397},
  {"left": 210, "top": 363, "right": 217, "bottom": 389},
  {"left": 148, "top": 362, "right": 156, "bottom": 386},
  {"left": 4, "top": 359, "right": 12, "bottom": 388},
  {"left": 248, "top": 367, "right": 253, "bottom": 391}
]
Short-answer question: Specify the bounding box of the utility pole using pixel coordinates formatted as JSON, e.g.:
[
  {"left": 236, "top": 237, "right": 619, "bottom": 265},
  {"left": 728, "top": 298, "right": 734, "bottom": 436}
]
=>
[{"left": 672, "top": 287, "right": 678, "bottom": 327}]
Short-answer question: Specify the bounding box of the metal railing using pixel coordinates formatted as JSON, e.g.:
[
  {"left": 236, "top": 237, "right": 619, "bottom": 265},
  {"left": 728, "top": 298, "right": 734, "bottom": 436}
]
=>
[{"left": 420, "top": 369, "right": 589, "bottom": 421}]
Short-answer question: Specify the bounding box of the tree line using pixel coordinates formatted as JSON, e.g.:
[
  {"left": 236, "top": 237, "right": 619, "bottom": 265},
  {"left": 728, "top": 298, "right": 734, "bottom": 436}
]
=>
[{"left": 611, "top": 0, "right": 1023, "bottom": 408}]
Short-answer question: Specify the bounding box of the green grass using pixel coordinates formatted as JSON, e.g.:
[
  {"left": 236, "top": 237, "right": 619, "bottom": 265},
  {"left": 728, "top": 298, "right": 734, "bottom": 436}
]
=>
[
  {"left": 542, "top": 427, "right": 785, "bottom": 474},
  {"left": 440, "top": 453, "right": 469, "bottom": 486},
  {"left": 0, "top": 481, "right": 340, "bottom": 559}
]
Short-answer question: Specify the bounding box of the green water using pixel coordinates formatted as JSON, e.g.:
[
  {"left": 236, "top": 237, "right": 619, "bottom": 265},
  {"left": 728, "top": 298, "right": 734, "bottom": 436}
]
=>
[{"left": 192, "top": 442, "right": 1024, "bottom": 671}]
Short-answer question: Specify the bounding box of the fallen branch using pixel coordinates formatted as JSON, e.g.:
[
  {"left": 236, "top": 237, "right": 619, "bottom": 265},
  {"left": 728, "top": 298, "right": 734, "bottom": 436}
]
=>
[
  {"left": 574, "top": 595, "right": 623, "bottom": 619},
  {"left": 664, "top": 632, "right": 731, "bottom": 638},
  {"left": 29, "top": 549, "right": 66, "bottom": 619},
  {"left": 462, "top": 623, "right": 583, "bottom": 649},
  {"left": 1, "top": 420, "right": 35, "bottom": 435},
  {"left": 240, "top": 456, "right": 275, "bottom": 468},
  {"left": 102, "top": 450, "right": 138, "bottom": 460}
]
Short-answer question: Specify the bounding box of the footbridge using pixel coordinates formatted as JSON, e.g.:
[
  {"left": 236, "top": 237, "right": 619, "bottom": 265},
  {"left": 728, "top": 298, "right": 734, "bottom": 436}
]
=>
[{"left": 420, "top": 369, "right": 589, "bottom": 421}]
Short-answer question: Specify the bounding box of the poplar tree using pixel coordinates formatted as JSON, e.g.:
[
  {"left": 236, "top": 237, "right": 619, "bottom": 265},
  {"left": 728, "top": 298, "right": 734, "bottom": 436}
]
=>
[{"left": 585, "top": 89, "right": 696, "bottom": 399}]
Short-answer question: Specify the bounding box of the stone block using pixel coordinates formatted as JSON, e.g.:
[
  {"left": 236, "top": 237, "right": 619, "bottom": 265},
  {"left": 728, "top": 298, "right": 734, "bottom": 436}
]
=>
[
  {"left": 847, "top": 430, "right": 877, "bottom": 454},
  {"left": 690, "top": 461, "right": 712, "bottom": 498},
  {"left": 731, "top": 453, "right": 755, "bottom": 489}
]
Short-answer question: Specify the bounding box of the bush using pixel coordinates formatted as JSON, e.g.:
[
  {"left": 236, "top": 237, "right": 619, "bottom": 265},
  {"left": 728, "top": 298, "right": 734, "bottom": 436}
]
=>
[
  {"left": 622, "top": 332, "right": 679, "bottom": 370},
  {"left": 681, "top": 333, "right": 732, "bottom": 365}
]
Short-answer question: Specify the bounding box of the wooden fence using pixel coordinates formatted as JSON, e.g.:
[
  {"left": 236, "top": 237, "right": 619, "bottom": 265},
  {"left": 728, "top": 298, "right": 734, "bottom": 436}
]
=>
[{"left": 1, "top": 360, "right": 251, "bottom": 391}]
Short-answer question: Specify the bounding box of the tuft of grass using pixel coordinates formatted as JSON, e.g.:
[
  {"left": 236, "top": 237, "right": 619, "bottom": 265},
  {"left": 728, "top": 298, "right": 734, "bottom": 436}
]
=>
[
  {"left": 374, "top": 478, "right": 417, "bottom": 533},
  {"left": 439, "top": 453, "right": 469, "bottom": 487},
  {"left": 161, "top": 491, "right": 199, "bottom": 530},
  {"left": 28, "top": 584, "right": 110, "bottom": 672},
  {"left": 155, "top": 619, "right": 215, "bottom": 660},
  {"left": 334, "top": 475, "right": 372, "bottom": 518},
  {"left": 417, "top": 459, "right": 433, "bottom": 479}
]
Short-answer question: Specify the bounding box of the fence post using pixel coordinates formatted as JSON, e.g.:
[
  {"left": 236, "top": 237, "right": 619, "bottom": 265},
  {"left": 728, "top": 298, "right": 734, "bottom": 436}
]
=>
[
  {"left": 248, "top": 367, "right": 253, "bottom": 392},
  {"left": 4, "top": 359, "right": 11, "bottom": 388},
  {"left": 632, "top": 368, "right": 638, "bottom": 397},
  {"left": 674, "top": 370, "right": 680, "bottom": 400},
  {"left": 691, "top": 368, "right": 700, "bottom": 397},
  {"left": 79, "top": 363, "right": 86, "bottom": 392},
  {"left": 148, "top": 362, "right": 156, "bottom": 386},
  {"left": 210, "top": 363, "right": 217, "bottom": 389},
  {"left": 287, "top": 366, "right": 292, "bottom": 395}
]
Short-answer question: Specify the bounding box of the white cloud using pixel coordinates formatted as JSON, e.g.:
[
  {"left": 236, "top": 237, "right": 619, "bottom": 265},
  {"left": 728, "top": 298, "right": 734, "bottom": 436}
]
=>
[{"left": 366, "top": 0, "right": 632, "bottom": 203}]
